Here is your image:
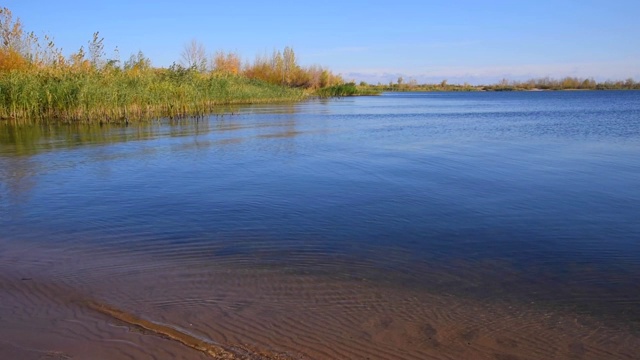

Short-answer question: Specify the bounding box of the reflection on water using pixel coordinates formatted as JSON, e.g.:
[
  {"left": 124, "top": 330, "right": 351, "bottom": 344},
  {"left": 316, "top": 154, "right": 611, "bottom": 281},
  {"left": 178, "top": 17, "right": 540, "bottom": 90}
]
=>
[
  {"left": 0, "top": 103, "right": 306, "bottom": 156},
  {"left": 1, "top": 92, "right": 640, "bottom": 357}
]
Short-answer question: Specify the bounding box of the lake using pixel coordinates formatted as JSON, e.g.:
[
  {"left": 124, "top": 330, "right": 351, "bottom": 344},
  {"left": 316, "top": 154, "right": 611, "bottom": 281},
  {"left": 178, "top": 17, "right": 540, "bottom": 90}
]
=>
[{"left": 1, "top": 91, "right": 639, "bottom": 359}]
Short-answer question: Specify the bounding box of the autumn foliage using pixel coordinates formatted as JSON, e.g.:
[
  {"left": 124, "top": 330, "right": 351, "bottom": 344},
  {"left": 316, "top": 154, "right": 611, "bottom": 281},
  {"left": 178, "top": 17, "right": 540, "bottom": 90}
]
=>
[
  {"left": 179, "top": 40, "right": 343, "bottom": 88},
  {"left": 0, "top": 7, "right": 343, "bottom": 122},
  {"left": 241, "top": 47, "right": 342, "bottom": 88},
  {"left": 212, "top": 51, "right": 241, "bottom": 75},
  {"left": 0, "top": 48, "right": 28, "bottom": 71}
]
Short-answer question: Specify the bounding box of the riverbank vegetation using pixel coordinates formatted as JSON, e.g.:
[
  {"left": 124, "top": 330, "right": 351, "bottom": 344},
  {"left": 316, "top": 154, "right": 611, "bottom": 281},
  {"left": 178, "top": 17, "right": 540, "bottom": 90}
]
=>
[
  {"left": 0, "top": 7, "right": 348, "bottom": 123},
  {"left": 482, "top": 77, "right": 640, "bottom": 91},
  {"left": 0, "top": 59, "right": 310, "bottom": 122},
  {"left": 316, "top": 83, "right": 382, "bottom": 97},
  {"left": 361, "top": 78, "right": 478, "bottom": 92},
  {"left": 360, "top": 76, "right": 640, "bottom": 92},
  {"left": 2, "top": 7, "right": 638, "bottom": 123}
]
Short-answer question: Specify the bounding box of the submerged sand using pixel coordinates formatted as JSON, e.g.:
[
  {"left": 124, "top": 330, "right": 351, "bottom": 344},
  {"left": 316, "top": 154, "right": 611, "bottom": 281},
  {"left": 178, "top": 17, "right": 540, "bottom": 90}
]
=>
[{"left": 0, "top": 241, "right": 637, "bottom": 360}]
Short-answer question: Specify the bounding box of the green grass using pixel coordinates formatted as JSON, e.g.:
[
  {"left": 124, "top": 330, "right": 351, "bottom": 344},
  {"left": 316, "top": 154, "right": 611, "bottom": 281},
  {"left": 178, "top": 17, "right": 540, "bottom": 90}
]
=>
[
  {"left": 315, "top": 83, "right": 382, "bottom": 97},
  {"left": 0, "top": 68, "right": 306, "bottom": 123}
]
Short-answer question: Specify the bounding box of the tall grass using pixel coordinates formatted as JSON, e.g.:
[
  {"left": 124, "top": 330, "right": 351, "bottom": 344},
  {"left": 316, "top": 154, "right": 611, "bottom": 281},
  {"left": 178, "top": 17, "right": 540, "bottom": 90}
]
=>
[
  {"left": 0, "top": 7, "right": 345, "bottom": 123},
  {"left": 315, "top": 83, "right": 381, "bottom": 97},
  {"left": 0, "top": 67, "right": 306, "bottom": 122}
]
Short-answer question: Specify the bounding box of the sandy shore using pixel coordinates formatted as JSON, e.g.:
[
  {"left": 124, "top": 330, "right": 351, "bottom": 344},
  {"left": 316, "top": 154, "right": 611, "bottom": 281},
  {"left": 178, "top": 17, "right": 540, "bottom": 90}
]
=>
[{"left": 1, "top": 241, "right": 638, "bottom": 360}]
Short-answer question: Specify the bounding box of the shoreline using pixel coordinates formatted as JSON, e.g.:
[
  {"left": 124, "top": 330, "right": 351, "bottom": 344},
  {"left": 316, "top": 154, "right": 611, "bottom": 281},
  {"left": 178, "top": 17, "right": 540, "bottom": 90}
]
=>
[{"left": 1, "top": 241, "right": 638, "bottom": 360}]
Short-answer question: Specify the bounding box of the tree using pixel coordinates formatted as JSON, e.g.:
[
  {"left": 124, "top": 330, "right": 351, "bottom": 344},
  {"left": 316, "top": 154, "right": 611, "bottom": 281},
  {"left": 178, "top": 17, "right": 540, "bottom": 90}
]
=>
[
  {"left": 624, "top": 78, "right": 635, "bottom": 89},
  {"left": 306, "top": 65, "right": 323, "bottom": 89},
  {"left": 282, "top": 46, "right": 297, "bottom": 85},
  {"left": 0, "top": 6, "right": 36, "bottom": 68},
  {"left": 0, "top": 7, "right": 26, "bottom": 53},
  {"left": 271, "top": 49, "right": 284, "bottom": 83},
  {"left": 321, "top": 70, "right": 333, "bottom": 87},
  {"left": 181, "top": 39, "right": 207, "bottom": 72},
  {"left": 581, "top": 78, "right": 595, "bottom": 89},
  {"left": 0, "top": 46, "right": 28, "bottom": 71},
  {"left": 1, "top": 8, "right": 66, "bottom": 69},
  {"left": 211, "top": 50, "right": 240, "bottom": 74}
]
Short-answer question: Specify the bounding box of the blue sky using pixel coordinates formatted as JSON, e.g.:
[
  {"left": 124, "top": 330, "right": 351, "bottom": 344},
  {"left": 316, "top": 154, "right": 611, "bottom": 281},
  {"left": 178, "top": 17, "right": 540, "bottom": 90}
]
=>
[{"left": 6, "top": 0, "right": 640, "bottom": 84}]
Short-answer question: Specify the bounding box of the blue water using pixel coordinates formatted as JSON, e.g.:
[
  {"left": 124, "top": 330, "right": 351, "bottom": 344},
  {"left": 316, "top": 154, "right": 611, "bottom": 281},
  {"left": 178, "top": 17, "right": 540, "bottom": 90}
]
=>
[{"left": 1, "top": 91, "right": 639, "bottom": 326}]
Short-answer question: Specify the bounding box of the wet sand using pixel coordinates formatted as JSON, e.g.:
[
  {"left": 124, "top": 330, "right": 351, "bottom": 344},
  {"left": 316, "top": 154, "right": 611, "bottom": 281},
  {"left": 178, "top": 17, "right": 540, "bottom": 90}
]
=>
[{"left": 1, "top": 242, "right": 638, "bottom": 360}]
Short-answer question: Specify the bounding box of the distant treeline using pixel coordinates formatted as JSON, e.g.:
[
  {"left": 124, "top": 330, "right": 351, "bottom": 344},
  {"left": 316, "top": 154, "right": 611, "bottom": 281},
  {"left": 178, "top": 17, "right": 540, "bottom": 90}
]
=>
[
  {"left": 483, "top": 77, "right": 640, "bottom": 91},
  {"left": 359, "top": 76, "right": 640, "bottom": 92},
  {"left": 0, "top": 7, "right": 345, "bottom": 122}
]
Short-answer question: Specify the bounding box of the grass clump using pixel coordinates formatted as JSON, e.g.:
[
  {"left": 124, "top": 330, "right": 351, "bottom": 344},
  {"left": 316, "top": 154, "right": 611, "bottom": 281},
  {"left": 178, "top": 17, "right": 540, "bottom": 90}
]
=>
[
  {"left": 0, "top": 66, "right": 305, "bottom": 122},
  {"left": 316, "top": 83, "right": 382, "bottom": 97}
]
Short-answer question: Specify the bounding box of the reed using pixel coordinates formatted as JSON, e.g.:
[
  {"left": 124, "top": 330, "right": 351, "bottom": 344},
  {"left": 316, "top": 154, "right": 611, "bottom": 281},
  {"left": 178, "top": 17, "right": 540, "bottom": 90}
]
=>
[
  {"left": 315, "top": 83, "right": 381, "bottom": 97},
  {"left": 0, "top": 7, "right": 339, "bottom": 123},
  {"left": 0, "top": 68, "right": 305, "bottom": 123}
]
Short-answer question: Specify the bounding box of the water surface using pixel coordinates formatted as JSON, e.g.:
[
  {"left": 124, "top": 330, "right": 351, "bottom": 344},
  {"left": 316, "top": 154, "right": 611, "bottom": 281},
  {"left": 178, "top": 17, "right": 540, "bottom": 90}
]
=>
[{"left": 1, "top": 91, "right": 639, "bottom": 359}]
